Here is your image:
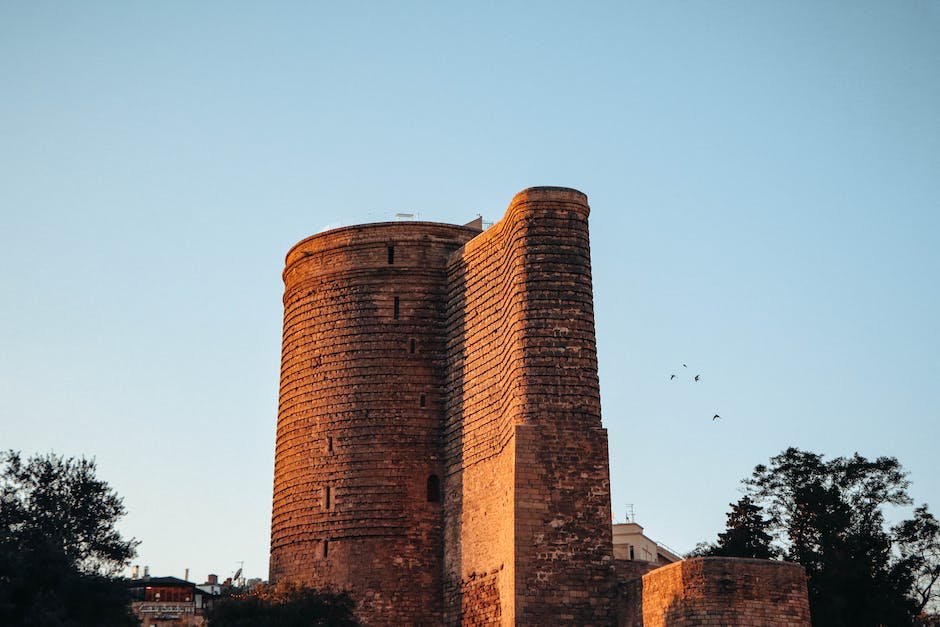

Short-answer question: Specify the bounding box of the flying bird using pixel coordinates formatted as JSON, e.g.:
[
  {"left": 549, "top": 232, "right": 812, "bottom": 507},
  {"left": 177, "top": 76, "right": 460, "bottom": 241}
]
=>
[
  {"left": 713, "top": 414, "right": 720, "bottom": 421},
  {"left": 694, "top": 375, "right": 701, "bottom": 382},
  {"left": 682, "top": 363, "right": 687, "bottom": 368},
  {"left": 670, "top": 374, "right": 677, "bottom": 380}
]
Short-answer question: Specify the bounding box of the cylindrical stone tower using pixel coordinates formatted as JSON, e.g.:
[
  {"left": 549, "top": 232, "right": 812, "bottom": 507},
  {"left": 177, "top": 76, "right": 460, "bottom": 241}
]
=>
[{"left": 270, "top": 220, "right": 480, "bottom": 624}]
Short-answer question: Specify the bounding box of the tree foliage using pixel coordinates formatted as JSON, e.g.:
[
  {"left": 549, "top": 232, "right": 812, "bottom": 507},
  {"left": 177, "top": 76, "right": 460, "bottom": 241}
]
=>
[
  {"left": 895, "top": 505, "right": 940, "bottom": 617},
  {"left": 700, "top": 447, "right": 939, "bottom": 626},
  {"left": 693, "top": 495, "right": 777, "bottom": 559},
  {"left": 205, "top": 580, "right": 360, "bottom": 626},
  {"left": 0, "top": 450, "right": 139, "bottom": 626}
]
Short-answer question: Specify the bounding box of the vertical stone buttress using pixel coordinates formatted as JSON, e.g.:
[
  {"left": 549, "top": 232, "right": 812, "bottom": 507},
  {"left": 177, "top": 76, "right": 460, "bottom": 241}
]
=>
[
  {"left": 270, "top": 222, "right": 479, "bottom": 624},
  {"left": 444, "top": 187, "right": 614, "bottom": 625}
]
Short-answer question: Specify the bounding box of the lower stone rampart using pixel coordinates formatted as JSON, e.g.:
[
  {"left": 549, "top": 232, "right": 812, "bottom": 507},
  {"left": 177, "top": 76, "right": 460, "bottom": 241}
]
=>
[{"left": 619, "top": 557, "right": 811, "bottom": 627}]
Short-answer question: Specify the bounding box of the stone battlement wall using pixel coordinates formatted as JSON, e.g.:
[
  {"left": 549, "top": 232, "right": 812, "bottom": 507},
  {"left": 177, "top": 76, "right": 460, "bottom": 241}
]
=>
[{"left": 618, "top": 557, "right": 811, "bottom": 627}]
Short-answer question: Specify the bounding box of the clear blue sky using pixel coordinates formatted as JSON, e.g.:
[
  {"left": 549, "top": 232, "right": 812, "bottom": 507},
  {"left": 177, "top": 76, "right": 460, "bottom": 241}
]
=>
[{"left": 2, "top": 1, "right": 938, "bottom": 583}]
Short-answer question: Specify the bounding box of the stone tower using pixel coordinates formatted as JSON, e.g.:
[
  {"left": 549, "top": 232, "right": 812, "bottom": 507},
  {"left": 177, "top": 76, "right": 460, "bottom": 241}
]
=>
[{"left": 270, "top": 187, "right": 615, "bottom": 625}]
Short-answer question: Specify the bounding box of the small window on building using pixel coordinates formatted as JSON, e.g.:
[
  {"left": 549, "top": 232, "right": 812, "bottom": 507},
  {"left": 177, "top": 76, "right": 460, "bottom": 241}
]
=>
[
  {"left": 409, "top": 338, "right": 416, "bottom": 354},
  {"left": 420, "top": 394, "right": 426, "bottom": 407},
  {"left": 325, "top": 486, "right": 331, "bottom": 509},
  {"left": 388, "top": 246, "right": 395, "bottom": 264},
  {"left": 327, "top": 436, "right": 333, "bottom": 453},
  {"left": 427, "top": 475, "right": 440, "bottom": 503},
  {"left": 323, "top": 539, "right": 329, "bottom": 558},
  {"left": 393, "top": 296, "right": 400, "bottom": 319}
]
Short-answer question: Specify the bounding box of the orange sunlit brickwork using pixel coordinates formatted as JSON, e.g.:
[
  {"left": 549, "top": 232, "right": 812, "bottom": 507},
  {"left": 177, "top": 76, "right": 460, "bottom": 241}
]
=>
[
  {"left": 270, "top": 188, "right": 615, "bottom": 625},
  {"left": 268, "top": 187, "right": 811, "bottom": 626}
]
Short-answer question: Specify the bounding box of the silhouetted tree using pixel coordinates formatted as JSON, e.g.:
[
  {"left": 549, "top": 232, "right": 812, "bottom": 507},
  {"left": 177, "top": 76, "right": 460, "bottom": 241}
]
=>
[
  {"left": 745, "top": 448, "right": 919, "bottom": 626},
  {"left": 711, "top": 495, "right": 777, "bottom": 559},
  {"left": 895, "top": 505, "right": 940, "bottom": 617},
  {"left": 686, "top": 495, "right": 776, "bottom": 559},
  {"left": 698, "top": 447, "right": 936, "bottom": 626},
  {"left": 0, "top": 450, "right": 139, "bottom": 626},
  {"left": 206, "top": 580, "right": 359, "bottom": 626}
]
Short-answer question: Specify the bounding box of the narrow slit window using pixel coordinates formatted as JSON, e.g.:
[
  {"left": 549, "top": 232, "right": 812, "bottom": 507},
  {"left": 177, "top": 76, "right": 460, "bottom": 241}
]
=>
[
  {"left": 325, "top": 486, "right": 331, "bottom": 509},
  {"left": 420, "top": 394, "right": 426, "bottom": 408},
  {"left": 393, "top": 296, "right": 400, "bottom": 320},
  {"left": 409, "top": 338, "right": 416, "bottom": 354},
  {"left": 323, "top": 539, "right": 329, "bottom": 558},
  {"left": 327, "top": 436, "right": 333, "bottom": 453},
  {"left": 388, "top": 246, "right": 395, "bottom": 264},
  {"left": 427, "top": 475, "right": 440, "bottom": 503}
]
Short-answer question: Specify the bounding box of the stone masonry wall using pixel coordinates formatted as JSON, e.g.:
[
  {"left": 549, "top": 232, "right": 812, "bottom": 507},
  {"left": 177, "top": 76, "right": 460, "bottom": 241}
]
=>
[
  {"left": 443, "top": 196, "right": 528, "bottom": 625},
  {"left": 271, "top": 222, "right": 479, "bottom": 625},
  {"left": 619, "top": 557, "right": 811, "bottom": 627},
  {"left": 443, "top": 187, "right": 614, "bottom": 625},
  {"left": 509, "top": 188, "right": 614, "bottom": 625}
]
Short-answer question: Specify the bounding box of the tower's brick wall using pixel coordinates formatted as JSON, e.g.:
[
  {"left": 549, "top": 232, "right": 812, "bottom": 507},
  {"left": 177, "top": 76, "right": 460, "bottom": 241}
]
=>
[
  {"left": 270, "top": 222, "right": 479, "bottom": 624},
  {"left": 509, "top": 189, "right": 613, "bottom": 625},
  {"left": 618, "top": 557, "right": 811, "bottom": 627}
]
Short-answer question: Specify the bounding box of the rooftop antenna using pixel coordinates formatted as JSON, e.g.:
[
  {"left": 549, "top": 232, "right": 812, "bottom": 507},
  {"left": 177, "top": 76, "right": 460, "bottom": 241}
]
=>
[{"left": 625, "top": 504, "right": 636, "bottom": 523}]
